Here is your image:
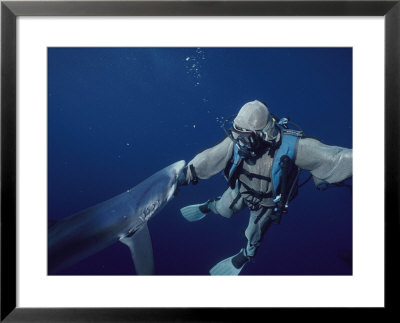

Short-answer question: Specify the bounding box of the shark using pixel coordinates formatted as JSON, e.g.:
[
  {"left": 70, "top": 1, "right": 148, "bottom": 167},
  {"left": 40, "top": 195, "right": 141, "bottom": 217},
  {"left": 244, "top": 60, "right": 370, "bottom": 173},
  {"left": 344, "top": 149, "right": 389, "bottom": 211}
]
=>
[{"left": 48, "top": 160, "right": 186, "bottom": 275}]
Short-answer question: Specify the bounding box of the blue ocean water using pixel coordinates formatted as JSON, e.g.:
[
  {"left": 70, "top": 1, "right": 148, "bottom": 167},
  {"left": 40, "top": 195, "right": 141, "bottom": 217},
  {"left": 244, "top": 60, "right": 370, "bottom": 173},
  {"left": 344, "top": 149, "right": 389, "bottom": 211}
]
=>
[{"left": 48, "top": 48, "right": 352, "bottom": 275}]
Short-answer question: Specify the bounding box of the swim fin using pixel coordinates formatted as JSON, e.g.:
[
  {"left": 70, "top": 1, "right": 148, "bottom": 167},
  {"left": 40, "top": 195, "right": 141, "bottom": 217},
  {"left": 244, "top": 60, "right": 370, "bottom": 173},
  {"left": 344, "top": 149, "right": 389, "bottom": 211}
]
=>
[
  {"left": 209, "top": 249, "right": 249, "bottom": 276},
  {"left": 180, "top": 201, "right": 210, "bottom": 222}
]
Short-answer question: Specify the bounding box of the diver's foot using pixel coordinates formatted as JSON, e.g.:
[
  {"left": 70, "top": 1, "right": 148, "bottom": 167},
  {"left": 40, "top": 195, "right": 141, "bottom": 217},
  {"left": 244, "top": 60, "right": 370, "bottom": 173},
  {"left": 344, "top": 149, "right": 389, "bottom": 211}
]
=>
[
  {"left": 231, "top": 249, "right": 250, "bottom": 269},
  {"left": 209, "top": 249, "right": 250, "bottom": 275},
  {"left": 180, "top": 198, "right": 220, "bottom": 222},
  {"left": 180, "top": 200, "right": 211, "bottom": 222}
]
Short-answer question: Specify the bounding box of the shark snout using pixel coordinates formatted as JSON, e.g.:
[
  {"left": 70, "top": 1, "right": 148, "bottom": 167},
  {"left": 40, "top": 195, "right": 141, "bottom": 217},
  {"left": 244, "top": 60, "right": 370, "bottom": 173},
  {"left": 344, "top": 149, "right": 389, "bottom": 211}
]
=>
[
  {"left": 165, "top": 160, "right": 186, "bottom": 200},
  {"left": 171, "top": 160, "right": 186, "bottom": 181}
]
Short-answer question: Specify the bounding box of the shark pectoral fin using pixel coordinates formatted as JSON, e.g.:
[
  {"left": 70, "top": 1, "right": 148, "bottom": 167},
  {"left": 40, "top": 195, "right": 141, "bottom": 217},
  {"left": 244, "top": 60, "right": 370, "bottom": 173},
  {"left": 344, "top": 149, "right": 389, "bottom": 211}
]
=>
[{"left": 120, "top": 224, "right": 155, "bottom": 275}]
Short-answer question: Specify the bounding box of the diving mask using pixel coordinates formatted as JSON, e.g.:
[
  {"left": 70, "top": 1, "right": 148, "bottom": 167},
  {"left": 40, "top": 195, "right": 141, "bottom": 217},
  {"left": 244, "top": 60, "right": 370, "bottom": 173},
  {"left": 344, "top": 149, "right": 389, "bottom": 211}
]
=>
[{"left": 231, "top": 123, "right": 264, "bottom": 150}]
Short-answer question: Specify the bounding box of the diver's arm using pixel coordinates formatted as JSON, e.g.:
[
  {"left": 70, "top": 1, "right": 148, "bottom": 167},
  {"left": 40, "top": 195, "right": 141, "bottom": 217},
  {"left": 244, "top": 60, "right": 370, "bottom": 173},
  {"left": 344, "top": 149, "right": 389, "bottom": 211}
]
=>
[
  {"left": 294, "top": 137, "right": 352, "bottom": 184},
  {"left": 180, "top": 137, "right": 234, "bottom": 185}
]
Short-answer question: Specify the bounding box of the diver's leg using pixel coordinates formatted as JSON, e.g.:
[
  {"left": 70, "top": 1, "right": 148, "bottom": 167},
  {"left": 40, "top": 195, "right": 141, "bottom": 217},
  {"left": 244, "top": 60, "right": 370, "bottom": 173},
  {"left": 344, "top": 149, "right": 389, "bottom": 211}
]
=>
[
  {"left": 208, "top": 186, "right": 245, "bottom": 218},
  {"left": 244, "top": 207, "right": 273, "bottom": 258},
  {"left": 180, "top": 185, "right": 244, "bottom": 221},
  {"left": 210, "top": 209, "right": 273, "bottom": 275},
  {"left": 210, "top": 208, "right": 266, "bottom": 275},
  {"left": 209, "top": 204, "right": 277, "bottom": 276}
]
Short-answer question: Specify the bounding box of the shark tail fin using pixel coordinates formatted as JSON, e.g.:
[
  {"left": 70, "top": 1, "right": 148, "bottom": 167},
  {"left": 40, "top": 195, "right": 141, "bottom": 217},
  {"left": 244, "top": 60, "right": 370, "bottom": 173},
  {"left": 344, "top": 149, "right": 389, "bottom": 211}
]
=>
[{"left": 120, "top": 223, "right": 155, "bottom": 275}]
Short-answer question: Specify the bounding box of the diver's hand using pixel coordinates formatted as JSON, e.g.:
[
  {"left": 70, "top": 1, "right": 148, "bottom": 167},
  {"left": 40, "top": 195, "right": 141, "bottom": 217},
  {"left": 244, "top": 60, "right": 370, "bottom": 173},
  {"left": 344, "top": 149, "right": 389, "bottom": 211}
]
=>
[{"left": 174, "top": 167, "right": 188, "bottom": 196}]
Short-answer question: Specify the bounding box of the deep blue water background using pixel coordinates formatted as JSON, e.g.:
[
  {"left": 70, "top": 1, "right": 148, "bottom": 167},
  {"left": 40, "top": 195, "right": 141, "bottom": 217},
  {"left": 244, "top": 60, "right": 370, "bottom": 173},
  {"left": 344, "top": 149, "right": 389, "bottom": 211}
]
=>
[{"left": 48, "top": 48, "right": 352, "bottom": 275}]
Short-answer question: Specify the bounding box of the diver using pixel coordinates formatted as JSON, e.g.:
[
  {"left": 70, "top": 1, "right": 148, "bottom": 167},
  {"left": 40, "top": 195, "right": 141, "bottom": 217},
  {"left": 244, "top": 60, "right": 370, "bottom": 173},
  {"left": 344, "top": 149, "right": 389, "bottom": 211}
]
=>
[{"left": 176, "top": 100, "right": 352, "bottom": 275}]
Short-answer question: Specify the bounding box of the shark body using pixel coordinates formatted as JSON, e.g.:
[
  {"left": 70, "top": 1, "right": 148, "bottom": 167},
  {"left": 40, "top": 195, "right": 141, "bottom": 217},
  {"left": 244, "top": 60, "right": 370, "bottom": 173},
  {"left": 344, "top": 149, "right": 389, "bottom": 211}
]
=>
[{"left": 48, "top": 160, "right": 186, "bottom": 275}]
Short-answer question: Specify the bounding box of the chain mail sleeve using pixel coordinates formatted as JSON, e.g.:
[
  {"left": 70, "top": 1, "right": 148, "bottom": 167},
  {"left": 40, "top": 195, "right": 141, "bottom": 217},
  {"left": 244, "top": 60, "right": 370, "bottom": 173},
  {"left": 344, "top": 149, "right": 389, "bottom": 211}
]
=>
[
  {"left": 184, "top": 136, "right": 234, "bottom": 183},
  {"left": 295, "top": 137, "right": 352, "bottom": 184}
]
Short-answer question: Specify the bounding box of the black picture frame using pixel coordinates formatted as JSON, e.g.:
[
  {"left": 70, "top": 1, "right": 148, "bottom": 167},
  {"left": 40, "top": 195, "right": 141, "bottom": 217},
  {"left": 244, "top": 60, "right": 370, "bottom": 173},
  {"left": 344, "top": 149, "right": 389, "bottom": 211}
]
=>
[{"left": 1, "top": 0, "right": 399, "bottom": 321}]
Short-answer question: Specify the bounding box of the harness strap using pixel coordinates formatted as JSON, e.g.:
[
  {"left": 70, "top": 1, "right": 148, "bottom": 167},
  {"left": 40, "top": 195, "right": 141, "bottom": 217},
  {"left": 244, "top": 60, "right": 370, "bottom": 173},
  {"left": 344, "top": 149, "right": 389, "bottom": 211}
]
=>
[
  {"left": 240, "top": 168, "right": 271, "bottom": 182},
  {"left": 240, "top": 181, "right": 273, "bottom": 199},
  {"left": 229, "top": 193, "right": 242, "bottom": 210},
  {"left": 228, "top": 181, "right": 273, "bottom": 210}
]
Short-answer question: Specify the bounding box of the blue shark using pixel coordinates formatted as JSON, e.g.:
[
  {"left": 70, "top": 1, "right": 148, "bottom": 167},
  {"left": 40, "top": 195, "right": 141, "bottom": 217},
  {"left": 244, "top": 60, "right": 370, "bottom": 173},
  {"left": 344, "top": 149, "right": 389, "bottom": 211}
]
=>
[{"left": 48, "top": 160, "right": 186, "bottom": 275}]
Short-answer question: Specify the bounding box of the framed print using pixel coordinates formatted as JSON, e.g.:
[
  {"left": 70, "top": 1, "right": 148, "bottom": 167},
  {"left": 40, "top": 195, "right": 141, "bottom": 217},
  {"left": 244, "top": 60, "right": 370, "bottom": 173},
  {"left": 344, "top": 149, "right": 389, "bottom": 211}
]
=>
[{"left": 1, "top": 0, "right": 399, "bottom": 321}]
